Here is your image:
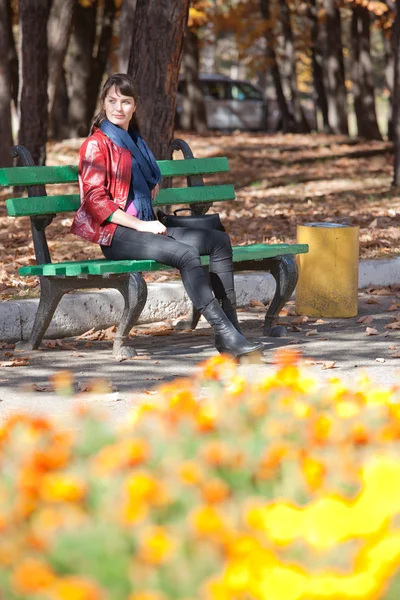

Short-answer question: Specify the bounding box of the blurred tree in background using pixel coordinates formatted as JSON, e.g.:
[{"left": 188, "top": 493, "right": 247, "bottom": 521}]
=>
[{"left": 1, "top": 0, "right": 400, "bottom": 164}]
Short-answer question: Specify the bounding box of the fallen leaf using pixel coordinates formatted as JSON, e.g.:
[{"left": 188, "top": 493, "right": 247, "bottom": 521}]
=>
[
  {"left": 103, "top": 325, "right": 117, "bottom": 340},
  {"left": 384, "top": 322, "right": 400, "bottom": 330},
  {"left": 357, "top": 315, "right": 374, "bottom": 324},
  {"left": 250, "top": 299, "right": 265, "bottom": 308},
  {"left": 292, "top": 315, "right": 309, "bottom": 325},
  {"left": 321, "top": 360, "right": 337, "bottom": 369},
  {"left": 43, "top": 339, "right": 63, "bottom": 349},
  {"left": 133, "top": 355, "right": 152, "bottom": 360},
  {"left": 375, "top": 357, "right": 386, "bottom": 363},
  {"left": 0, "top": 357, "right": 29, "bottom": 367},
  {"left": 144, "top": 390, "right": 158, "bottom": 395},
  {"left": 369, "top": 288, "right": 393, "bottom": 296},
  {"left": 366, "top": 327, "right": 379, "bottom": 336},
  {"left": 315, "top": 319, "right": 326, "bottom": 325},
  {"left": 386, "top": 301, "right": 399, "bottom": 312},
  {"left": 305, "top": 329, "right": 318, "bottom": 336},
  {"left": 364, "top": 298, "right": 379, "bottom": 305},
  {"left": 392, "top": 352, "right": 400, "bottom": 358}
]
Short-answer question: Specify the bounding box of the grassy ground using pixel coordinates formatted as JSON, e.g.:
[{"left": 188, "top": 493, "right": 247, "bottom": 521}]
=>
[{"left": 0, "top": 131, "right": 398, "bottom": 299}]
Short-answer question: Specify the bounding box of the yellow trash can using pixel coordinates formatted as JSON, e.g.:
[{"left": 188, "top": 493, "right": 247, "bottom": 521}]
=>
[{"left": 296, "top": 222, "right": 359, "bottom": 318}]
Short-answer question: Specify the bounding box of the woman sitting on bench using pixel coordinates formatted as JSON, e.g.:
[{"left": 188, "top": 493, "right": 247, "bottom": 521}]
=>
[{"left": 71, "top": 73, "right": 263, "bottom": 358}]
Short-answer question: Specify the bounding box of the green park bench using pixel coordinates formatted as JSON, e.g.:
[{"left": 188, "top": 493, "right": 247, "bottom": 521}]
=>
[{"left": 0, "top": 139, "right": 308, "bottom": 360}]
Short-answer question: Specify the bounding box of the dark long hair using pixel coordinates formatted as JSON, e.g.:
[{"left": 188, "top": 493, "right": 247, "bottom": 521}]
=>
[{"left": 90, "top": 73, "right": 140, "bottom": 134}]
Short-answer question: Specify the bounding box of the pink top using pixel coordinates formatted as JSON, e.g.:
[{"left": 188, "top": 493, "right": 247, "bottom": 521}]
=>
[{"left": 125, "top": 200, "right": 138, "bottom": 217}]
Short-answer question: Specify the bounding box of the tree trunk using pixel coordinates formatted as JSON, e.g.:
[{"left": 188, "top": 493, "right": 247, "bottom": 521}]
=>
[
  {"left": 279, "top": 0, "right": 310, "bottom": 132},
  {"left": 6, "top": 0, "right": 18, "bottom": 108},
  {"left": 51, "top": 68, "right": 71, "bottom": 140},
  {"left": 119, "top": 0, "right": 137, "bottom": 72},
  {"left": 260, "top": 0, "right": 293, "bottom": 133},
  {"left": 392, "top": 0, "right": 400, "bottom": 185},
  {"left": 180, "top": 29, "right": 207, "bottom": 132},
  {"left": 0, "top": 0, "right": 13, "bottom": 166},
  {"left": 47, "top": 0, "right": 76, "bottom": 135},
  {"left": 67, "top": 0, "right": 97, "bottom": 137},
  {"left": 18, "top": 0, "right": 50, "bottom": 165},
  {"left": 384, "top": 30, "right": 394, "bottom": 139},
  {"left": 127, "top": 0, "right": 190, "bottom": 159},
  {"left": 308, "top": 0, "right": 329, "bottom": 131},
  {"left": 351, "top": 4, "right": 382, "bottom": 140},
  {"left": 86, "top": 0, "right": 117, "bottom": 125},
  {"left": 323, "top": 0, "right": 348, "bottom": 134}
]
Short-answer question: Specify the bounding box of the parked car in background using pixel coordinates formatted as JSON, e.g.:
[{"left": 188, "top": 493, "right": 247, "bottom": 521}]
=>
[{"left": 176, "top": 74, "right": 266, "bottom": 131}]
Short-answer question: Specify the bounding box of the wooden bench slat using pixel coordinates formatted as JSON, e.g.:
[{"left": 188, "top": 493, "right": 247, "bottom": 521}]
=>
[
  {"left": 159, "top": 157, "right": 229, "bottom": 177},
  {"left": 17, "top": 244, "right": 309, "bottom": 277},
  {"left": 154, "top": 184, "right": 235, "bottom": 206},
  {"left": 6, "top": 184, "right": 236, "bottom": 216},
  {"left": 0, "top": 158, "right": 229, "bottom": 187},
  {"left": 6, "top": 195, "right": 81, "bottom": 216},
  {"left": 0, "top": 166, "right": 79, "bottom": 186}
]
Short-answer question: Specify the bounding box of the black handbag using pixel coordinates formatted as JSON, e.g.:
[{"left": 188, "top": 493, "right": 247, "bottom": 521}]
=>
[{"left": 157, "top": 208, "right": 225, "bottom": 232}]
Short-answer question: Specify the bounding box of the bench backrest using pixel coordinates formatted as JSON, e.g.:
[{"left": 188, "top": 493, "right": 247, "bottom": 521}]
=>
[{"left": 0, "top": 157, "right": 235, "bottom": 218}]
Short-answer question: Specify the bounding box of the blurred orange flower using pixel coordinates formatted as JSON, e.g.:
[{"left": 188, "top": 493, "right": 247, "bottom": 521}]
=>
[{"left": 11, "top": 558, "right": 55, "bottom": 594}]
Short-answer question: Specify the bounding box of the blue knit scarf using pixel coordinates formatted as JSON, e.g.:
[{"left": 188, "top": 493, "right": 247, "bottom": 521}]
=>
[{"left": 100, "top": 119, "right": 162, "bottom": 221}]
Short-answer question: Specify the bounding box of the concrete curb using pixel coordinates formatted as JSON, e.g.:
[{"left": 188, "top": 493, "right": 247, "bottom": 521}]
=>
[{"left": 0, "top": 259, "right": 399, "bottom": 342}]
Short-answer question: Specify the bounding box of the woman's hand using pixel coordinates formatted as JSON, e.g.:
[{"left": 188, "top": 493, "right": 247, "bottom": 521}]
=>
[
  {"left": 151, "top": 183, "right": 160, "bottom": 201},
  {"left": 138, "top": 220, "right": 167, "bottom": 235}
]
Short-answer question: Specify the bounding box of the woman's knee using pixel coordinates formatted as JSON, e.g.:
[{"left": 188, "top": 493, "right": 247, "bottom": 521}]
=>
[
  {"left": 210, "top": 229, "right": 232, "bottom": 254},
  {"left": 178, "top": 246, "right": 201, "bottom": 270}
]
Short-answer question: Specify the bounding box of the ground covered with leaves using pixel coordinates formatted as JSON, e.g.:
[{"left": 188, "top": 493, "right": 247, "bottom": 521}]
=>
[{"left": 0, "top": 132, "right": 397, "bottom": 299}]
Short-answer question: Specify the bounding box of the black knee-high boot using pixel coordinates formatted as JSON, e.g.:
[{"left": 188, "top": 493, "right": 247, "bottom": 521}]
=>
[
  {"left": 202, "top": 299, "right": 263, "bottom": 358},
  {"left": 219, "top": 291, "right": 242, "bottom": 332}
]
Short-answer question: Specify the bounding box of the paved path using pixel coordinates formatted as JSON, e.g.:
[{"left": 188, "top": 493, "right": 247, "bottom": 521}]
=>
[{"left": 1, "top": 290, "right": 399, "bottom": 425}]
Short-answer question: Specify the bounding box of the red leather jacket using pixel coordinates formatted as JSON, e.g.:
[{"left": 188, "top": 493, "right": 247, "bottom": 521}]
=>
[{"left": 70, "top": 128, "right": 132, "bottom": 246}]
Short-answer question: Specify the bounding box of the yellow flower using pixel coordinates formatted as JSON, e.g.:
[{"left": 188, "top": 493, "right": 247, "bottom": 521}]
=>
[
  {"left": 190, "top": 505, "right": 231, "bottom": 544},
  {"left": 246, "top": 502, "right": 302, "bottom": 545},
  {"left": 225, "top": 375, "right": 247, "bottom": 396},
  {"left": 11, "top": 558, "right": 55, "bottom": 594},
  {"left": 302, "top": 455, "right": 326, "bottom": 491},
  {"left": 335, "top": 399, "right": 361, "bottom": 419},
  {"left": 350, "top": 456, "right": 400, "bottom": 535},
  {"left": 39, "top": 473, "right": 87, "bottom": 503},
  {"left": 365, "top": 387, "right": 392, "bottom": 406},
  {"left": 123, "top": 471, "right": 168, "bottom": 523},
  {"left": 253, "top": 565, "right": 307, "bottom": 600},
  {"left": 356, "top": 531, "right": 400, "bottom": 579},
  {"left": 138, "top": 526, "right": 175, "bottom": 565},
  {"left": 47, "top": 576, "right": 104, "bottom": 600},
  {"left": 200, "top": 355, "right": 236, "bottom": 380},
  {"left": 301, "top": 496, "right": 353, "bottom": 548},
  {"left": 308, "top": 571, "right": 380, "bottom": 599},
  {"left": 178, "top": 460, "right": 204, "bottom": 485},
  {"left": 129, "top": 593, "right": 166, "bottom": 600},
  {"left": 93, "top": 438, "right": 150, "bottom": 474}
]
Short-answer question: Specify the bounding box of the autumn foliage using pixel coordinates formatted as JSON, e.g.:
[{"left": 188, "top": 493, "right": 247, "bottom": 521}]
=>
[{"left": 1, "top": 351, "right": 400, "bottom": 598}]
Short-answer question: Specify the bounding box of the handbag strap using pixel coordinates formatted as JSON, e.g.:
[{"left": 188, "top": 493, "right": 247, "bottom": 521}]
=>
[{"left": 173, "top": 208, "right": 195, "bottom": 216}]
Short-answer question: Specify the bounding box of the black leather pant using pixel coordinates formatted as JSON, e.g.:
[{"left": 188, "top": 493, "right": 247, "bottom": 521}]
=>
[{"left": 101, "top": 225, "right": 234, "bottom": 312}]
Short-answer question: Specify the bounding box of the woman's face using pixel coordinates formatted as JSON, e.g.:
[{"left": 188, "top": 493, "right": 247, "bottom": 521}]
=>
[{"left": 103, "top": 84, "right": 136, "bottom": 131}]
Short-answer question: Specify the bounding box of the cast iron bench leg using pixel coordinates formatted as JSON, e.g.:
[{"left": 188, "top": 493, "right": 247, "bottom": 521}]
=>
[
  {"left": 113, "top": 273, "right": 148, "bottom": 361},
  {"left": 15, "top": 276, "right": 64, "bottom": 352},
  {"left": 264, "top": 255, "right": 298, "bottom": 337}
]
